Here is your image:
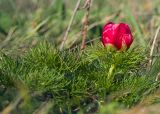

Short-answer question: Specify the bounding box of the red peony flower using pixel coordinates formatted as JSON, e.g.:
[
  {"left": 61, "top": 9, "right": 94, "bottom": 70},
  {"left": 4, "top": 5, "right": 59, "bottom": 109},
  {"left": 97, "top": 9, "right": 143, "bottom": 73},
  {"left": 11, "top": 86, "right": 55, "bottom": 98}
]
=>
[{"left": 101, "top": 22, "right": 133, "bottom": 51}]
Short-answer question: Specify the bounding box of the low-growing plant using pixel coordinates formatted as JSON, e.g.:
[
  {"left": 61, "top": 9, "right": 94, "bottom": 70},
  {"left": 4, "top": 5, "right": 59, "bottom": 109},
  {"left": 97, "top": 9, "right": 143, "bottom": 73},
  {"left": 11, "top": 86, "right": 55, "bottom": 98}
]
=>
[{"left": 1, "top": 42, "right": 159, "bottom": 113}]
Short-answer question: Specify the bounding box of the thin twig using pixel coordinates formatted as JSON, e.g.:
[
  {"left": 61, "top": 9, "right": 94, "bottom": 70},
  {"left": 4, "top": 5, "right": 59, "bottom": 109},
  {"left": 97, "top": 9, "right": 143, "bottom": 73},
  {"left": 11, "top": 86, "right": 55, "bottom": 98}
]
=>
[
  {"left": 78, "top": 0, "right": 89, "bottom": 10},
  {"left": 60, "top": 0, "right": 82, "bottom": 51},
  {"left": 69, "top": 11, "right": 121, "bottom": 47},
  {"left": 81, "top": 0, "right": 92, "bottom": 50},
  {"left": 85, "top": 36, "right": 101, "bottom": 44},
  {"left": 33, "top": 99, "right": 53, "bottom": 114},
  {"left": 68, "top": 36, "right": 100, "bottom": 52},
  {"left": 1, "top": 96, "right": 23, "bottom": 114},
  {"left": 0, "top": 27, "right": 16, "bottom": 49},
  {"left": 149, "top": 26, "right": 160, "bottom": 67}
]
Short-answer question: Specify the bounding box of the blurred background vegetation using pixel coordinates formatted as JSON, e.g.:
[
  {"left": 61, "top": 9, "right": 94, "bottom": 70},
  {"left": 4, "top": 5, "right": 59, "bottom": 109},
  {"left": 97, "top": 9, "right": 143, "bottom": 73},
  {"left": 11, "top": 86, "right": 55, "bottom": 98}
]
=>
[
  {"left": 0, "top": 0, "right": 160, "bottom": 114},
  {"left": 0, "top": 0, "right": 159, "bottom": 53}
]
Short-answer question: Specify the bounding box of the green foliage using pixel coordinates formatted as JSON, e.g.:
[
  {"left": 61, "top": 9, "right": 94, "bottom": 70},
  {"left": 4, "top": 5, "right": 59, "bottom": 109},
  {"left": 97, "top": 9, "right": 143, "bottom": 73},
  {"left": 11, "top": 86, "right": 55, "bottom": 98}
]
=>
[
  {"left": 150, "top": 57, "right": 160, "bottom": 77},
  {"left": 0, "top": 43, "right": 159, "bottom": 113}
]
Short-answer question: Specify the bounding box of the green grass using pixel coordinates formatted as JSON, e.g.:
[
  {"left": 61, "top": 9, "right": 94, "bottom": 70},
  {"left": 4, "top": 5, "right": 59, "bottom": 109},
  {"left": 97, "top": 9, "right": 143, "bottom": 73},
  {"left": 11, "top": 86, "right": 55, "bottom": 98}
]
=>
[{"left": 0, "top": 43, "right": 160, "bottom": 113}]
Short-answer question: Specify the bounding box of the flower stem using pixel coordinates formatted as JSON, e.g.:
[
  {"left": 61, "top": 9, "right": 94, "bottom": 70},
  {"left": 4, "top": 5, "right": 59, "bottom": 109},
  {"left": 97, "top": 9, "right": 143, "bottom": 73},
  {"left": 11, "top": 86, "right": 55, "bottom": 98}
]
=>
[{"left": 108, "top": 64, "right": 115, "bottom": 80}]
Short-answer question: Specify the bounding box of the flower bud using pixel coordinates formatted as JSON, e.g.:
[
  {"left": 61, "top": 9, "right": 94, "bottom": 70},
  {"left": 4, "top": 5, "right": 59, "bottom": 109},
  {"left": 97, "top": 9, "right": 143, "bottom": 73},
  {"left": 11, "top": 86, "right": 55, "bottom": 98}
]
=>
[{"left": 102, "top": 22, "right": 133, "bottom": 51}]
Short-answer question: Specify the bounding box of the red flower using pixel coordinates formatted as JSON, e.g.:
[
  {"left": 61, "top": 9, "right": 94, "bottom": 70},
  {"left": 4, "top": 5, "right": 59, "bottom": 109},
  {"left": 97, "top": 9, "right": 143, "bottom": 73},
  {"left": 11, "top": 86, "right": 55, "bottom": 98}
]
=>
[{"left": 101, "top": 22, "right": 133, "bottom": 51}]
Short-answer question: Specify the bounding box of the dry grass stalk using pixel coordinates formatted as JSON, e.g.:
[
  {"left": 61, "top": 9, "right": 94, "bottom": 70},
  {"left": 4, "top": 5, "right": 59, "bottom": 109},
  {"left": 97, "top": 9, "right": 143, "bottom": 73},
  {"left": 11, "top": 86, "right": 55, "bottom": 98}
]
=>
[
  {"left": 149, "top": 26, "right": 160, "bottom": 67},
  {"left": 81, "top": 0, "right": 92, "bottom": 50},
  {"left": 60, "top": 0, "right": 82, "bottom": 51}
]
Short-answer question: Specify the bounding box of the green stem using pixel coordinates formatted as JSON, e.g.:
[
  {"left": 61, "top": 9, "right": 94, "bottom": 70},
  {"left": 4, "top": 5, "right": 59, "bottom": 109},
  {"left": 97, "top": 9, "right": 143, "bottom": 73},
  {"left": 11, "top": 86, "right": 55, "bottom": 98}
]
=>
[{"left": 108, "top": 64, "right": 115, "bottom": 80}]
